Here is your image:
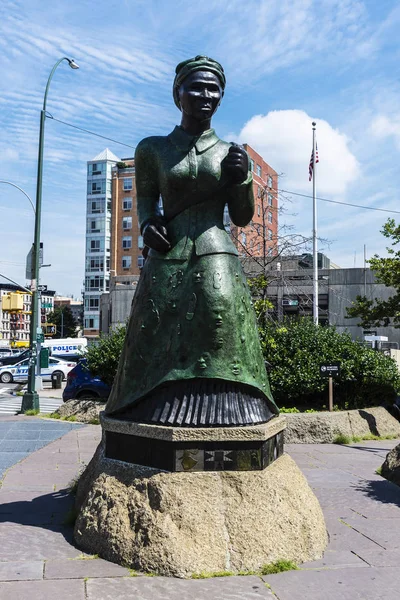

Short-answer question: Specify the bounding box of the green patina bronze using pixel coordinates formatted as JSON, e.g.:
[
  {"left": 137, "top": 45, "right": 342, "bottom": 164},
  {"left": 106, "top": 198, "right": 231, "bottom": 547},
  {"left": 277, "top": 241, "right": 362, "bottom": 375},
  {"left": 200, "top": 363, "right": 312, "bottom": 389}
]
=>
[{"left": 105, "top": 56, "right": 279, "bottom": 425}]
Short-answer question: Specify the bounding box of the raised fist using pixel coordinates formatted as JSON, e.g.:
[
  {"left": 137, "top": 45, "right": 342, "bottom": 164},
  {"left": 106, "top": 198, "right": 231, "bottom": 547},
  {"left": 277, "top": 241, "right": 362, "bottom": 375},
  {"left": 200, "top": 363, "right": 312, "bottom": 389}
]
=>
[{"left": 222, "top": 144, "right": 249, "bottom": 185}]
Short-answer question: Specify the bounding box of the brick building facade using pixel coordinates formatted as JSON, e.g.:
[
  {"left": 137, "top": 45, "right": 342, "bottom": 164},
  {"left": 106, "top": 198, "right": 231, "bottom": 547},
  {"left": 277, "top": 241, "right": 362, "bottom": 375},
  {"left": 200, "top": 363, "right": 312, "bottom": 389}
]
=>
[
  {"left": 110, "top": 159, "right": 143, "bottom": 278},
  {"left": 229, "top": 144, "right": 278, "bottom": 264}
]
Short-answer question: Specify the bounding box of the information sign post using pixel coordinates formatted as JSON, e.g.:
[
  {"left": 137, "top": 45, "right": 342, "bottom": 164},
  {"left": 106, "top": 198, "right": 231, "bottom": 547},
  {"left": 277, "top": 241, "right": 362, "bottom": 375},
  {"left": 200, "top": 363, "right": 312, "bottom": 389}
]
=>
[{"left": 319, "top": 362, "right": 341, "bottom": 412}]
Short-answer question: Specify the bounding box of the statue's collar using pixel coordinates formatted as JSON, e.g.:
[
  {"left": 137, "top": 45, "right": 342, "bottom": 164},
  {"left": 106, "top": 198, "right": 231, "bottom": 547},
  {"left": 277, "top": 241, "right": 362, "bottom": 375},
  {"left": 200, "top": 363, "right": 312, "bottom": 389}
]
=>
[{"left": 168, "top": 126, "right": 219, "bottom": 154}]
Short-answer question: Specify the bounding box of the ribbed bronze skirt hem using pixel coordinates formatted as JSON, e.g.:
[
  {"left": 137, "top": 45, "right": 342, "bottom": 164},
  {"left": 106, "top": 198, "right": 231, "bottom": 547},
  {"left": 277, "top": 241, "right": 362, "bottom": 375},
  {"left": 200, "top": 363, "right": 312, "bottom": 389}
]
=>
[{"left": 113, "top": 378, "right": 277, "bottom": 427}]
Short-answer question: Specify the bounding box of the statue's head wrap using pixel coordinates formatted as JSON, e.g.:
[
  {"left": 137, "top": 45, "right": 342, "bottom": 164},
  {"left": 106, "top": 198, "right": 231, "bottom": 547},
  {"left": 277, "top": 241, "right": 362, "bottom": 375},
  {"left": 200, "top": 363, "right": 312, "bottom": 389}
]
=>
[{"left": 173, "top": 55, "right": 226, "bottom": 109}]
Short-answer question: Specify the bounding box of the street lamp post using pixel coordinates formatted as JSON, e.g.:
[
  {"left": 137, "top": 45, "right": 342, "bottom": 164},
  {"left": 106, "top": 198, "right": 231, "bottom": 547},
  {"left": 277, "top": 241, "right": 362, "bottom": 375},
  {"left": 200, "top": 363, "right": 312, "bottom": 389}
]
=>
[{"left": 22, "top": 57, "right": 79, "bottom": 412}]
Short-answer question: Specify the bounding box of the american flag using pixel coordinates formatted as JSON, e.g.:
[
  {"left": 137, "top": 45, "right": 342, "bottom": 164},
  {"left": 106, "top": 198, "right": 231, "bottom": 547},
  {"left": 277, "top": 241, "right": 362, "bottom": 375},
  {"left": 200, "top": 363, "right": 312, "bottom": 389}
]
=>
[{"left": 308, "top": 144, "right": 319, "bottom": 181}]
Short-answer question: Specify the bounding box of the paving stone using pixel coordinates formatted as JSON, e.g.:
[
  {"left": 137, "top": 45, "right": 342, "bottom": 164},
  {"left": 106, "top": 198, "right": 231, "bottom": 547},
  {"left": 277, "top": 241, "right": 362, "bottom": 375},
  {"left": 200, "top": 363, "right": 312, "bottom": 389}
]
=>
[
  {"left": 300, "top": 467, "right": 362, "bottom": 488},
  {"left": 0, "top": 578, "right": 85, "bottom": 599},
  {"left": 0, "top": 440, "right": 44, "bottom": 453},
  {"left": 263, "top": 566, "right": 400, "bottom": 600},
  {"left": 0, "top": 560, "right": 44, "bottom": 582},
  {"left": 44, "top": 557, "right": 130, "bottom": 579},
  {"left": 300, "top": 550, "right": 369, "bottom": 570},
  {"left": 86, "top": 576, "right": 274, "bottom": 599},
  {"left": 355, "top": 549, "right": 400, "bottom": 567},
  {"left": 4, "top": 430, "right": 41, "bottom": 440},
  {"left": 341, "top": 516, "right": 400, "bottom": 549},
  {"left": 0, "top": 524, "right": 81, "bottom": 560}
]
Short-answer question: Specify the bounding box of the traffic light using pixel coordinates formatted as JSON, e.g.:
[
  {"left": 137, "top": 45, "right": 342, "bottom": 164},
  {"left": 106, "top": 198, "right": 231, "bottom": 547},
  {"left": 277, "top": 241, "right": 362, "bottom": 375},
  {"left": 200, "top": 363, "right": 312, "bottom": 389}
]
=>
[{"left": 43, "top": 323, "right": 56, "bottom": 336}]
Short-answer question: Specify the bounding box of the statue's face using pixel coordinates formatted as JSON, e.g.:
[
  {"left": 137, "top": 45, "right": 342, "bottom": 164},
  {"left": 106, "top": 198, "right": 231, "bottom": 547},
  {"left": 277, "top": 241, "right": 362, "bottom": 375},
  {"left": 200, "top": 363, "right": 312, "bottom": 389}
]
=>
[{"left": 178, "top": 70, "right": 223, "bottom": 121}]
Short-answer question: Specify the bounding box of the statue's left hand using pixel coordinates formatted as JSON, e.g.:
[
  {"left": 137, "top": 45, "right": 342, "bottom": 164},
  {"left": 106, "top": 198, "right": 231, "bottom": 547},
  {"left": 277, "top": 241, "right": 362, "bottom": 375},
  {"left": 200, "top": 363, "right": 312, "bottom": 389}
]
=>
[{"left": 222, "top": 144, "right": 249, "bottom": 185}]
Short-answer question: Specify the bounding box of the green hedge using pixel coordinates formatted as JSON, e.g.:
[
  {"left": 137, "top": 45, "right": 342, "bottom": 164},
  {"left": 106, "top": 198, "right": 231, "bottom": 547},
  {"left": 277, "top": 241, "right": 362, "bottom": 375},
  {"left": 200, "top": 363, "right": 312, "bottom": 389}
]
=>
[{"left": 260, "top": 318, "right": 400, "bottom": 410}]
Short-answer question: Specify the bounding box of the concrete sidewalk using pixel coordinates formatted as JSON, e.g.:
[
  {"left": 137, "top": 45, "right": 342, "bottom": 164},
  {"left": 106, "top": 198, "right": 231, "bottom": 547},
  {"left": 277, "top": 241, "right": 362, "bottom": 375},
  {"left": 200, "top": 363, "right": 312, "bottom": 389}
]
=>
[{"left": 0, "top": 417, "right": 400, "bottom": 599}]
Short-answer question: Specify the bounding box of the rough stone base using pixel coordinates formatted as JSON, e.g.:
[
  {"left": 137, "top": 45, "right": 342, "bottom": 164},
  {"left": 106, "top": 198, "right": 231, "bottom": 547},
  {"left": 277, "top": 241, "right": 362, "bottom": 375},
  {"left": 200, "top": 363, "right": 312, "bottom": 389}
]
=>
[
  {"left": 56, "top": 400, "right": 104, "bottom": 423},
  {"left": 74, "top": 444, "right": 328, "bottom": 577},
  {"left": 284, "top": 407, "right": 400, "bottom": 444},
  {"left": 381, "top": 443, "right": 400, "bottom": 486}
]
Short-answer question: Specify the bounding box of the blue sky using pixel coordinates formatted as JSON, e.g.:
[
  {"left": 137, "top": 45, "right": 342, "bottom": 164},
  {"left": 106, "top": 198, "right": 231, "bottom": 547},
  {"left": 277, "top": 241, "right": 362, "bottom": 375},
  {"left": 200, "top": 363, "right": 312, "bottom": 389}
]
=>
[{"left": 0, "top": 0, "right": 399, "bottom": 297}]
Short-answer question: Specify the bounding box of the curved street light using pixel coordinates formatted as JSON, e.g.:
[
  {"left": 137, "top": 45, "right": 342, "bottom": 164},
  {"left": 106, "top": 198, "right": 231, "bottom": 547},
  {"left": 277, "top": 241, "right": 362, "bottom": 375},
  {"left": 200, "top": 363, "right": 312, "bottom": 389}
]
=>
[
  {"left": 22, "top": 57, "right": 79, "bottom": 412},
  {"left": 0, "top": 180, "right": 35, "bottom": 213}
]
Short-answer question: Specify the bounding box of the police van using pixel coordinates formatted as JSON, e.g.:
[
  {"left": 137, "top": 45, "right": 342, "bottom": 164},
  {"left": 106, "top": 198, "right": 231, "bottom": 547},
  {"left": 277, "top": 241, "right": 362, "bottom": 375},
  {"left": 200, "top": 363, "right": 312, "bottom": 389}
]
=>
[{"left": 42, "top": 338, "right": 87, "bottom": 362}]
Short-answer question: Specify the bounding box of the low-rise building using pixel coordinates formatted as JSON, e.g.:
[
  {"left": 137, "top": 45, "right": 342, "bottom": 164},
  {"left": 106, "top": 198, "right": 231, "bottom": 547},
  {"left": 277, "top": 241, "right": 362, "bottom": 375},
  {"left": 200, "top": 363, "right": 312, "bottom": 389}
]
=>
[{"left": 0, "top": 283, "right": 55, "bottom": 347}]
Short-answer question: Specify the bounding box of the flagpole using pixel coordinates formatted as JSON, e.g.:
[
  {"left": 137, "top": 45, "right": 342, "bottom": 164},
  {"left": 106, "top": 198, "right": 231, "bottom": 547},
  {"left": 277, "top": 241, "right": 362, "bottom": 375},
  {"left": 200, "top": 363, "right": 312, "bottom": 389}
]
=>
[{"left": 312, "top": 121, "right": 319, "bottom": 325}]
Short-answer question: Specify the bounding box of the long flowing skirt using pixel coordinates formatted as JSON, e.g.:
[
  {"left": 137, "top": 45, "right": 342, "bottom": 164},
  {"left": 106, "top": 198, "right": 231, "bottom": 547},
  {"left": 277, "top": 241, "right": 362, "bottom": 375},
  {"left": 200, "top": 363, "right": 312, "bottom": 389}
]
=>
[{"left": 105, "top": 252, "right": 279, "bottom": 426}]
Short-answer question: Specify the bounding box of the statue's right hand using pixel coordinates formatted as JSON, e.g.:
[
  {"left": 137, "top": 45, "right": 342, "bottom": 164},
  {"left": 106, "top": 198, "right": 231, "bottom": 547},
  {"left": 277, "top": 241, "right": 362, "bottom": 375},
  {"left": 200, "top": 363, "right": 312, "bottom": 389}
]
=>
[{"left": 142, "top": 221, "right": 171, "bottom": 253}]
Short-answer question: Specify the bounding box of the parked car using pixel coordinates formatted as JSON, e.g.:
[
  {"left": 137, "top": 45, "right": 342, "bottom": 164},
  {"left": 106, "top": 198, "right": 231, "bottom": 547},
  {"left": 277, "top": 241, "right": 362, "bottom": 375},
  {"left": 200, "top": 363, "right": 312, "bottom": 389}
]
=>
[
  {"left": 0, "top": 348, "right": 12, "bottom": 358},
  {"left": 0, "top": 357, "right": 76, "bottom": 384},
  {"left": 0, "top": 349, "right": 29, "bottom": 367},
  {"left": 62, "top": 359, "right": 111, "bottom": 402}
]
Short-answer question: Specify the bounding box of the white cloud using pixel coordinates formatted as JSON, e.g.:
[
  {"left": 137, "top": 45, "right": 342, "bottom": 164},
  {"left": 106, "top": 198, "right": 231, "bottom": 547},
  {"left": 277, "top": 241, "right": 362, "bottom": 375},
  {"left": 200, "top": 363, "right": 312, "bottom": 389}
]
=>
[
  {"left": 237, "top": 109, "right": 360, "bottom": 196},
  {"left": 370, "top": 114, "right": 400, "bottom": 149}
]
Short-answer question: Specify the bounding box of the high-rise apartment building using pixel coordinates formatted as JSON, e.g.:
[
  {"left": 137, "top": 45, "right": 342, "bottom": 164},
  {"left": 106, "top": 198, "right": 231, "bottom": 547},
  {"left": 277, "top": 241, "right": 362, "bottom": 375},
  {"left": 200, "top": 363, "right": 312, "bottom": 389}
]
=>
[
  {"left": 83, "top": 148, "right": 119, "bottom": 338},
  {"left": 110, "top": 159, "right": 143, "bottom": 277},
  {"left": 229, "top": 144, "right": 278, "bottom": 265}
]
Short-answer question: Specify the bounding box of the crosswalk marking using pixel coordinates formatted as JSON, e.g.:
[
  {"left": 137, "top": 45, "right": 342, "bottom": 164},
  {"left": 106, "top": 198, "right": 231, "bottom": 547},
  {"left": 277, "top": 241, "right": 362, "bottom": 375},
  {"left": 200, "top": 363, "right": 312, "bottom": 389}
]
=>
[
  {"left": 0, "top": 388, "right": 13, "bottom": 396},
  {"left": 0, "top": 396, "right": 63, "bottom": 415}
]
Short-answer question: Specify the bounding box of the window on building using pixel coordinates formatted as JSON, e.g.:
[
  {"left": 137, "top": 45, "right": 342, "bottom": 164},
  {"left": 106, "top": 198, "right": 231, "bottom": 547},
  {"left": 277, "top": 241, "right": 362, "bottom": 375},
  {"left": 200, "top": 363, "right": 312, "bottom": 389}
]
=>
[
  {"left": 88, "top": 163, "right": 105, "bottom": 176},
  {"left": 268, "top": 212, "right": 273, "bottom": 224},
  {"left": 90, "top": 219, "right": 100, "bottom": 233},
  {"left": 84, "top": 297, "right": 100, "bottom": 310},
  {"left": 138, "top": 235, "right": 144, "bottom": 249},
  {"left": 256, "top": 164, "right": 262, "bottom": 177},
  {"left": 268, "top": 247, "right": 273, "bottom": 256},
  {"left": 249, "top": 158, "right": 255, "bottom": 172},
  {"left": 89, "top": 239, "right": 101, "bottom": 253},
  {"left": 123, "top": 198, "right": 132, "bottom": 211},
  {"left": 90, "top": 200, "right": 103, "bottom": 214},
  {"left": 241, "top": 231, "right": 247, "bottom": 247},
  {"left": 88, "top": 181, "right": 105, "bottom": 195},
  {"left": 122, "top": 236, "right": 132, "bottom": 249},
  {"left": 89, "top": 258, "right": 103, "bottom": 272},
  {"left": 268, "top": 193, "right": 273, "bottom": 206},
  {"left": 123, "top": 178, "right": 133, "bottom": 191},
  {"left": 138, "top": 256, "right": 145, "bottom": 269},
  {"left": 85, "top": 276, "right": 104, "bottom": 291},
  {"left": 268, "top": 229, "right": 273, "bottom": 240},
  {"left": 89, "top": 163, "right": 104, "bottom": 176},
  {"left": 257, "top": 186, "right": 263, "bottom": 198},
  {"left": 257, "top": 204, "right": 261, "bottom": 217},
  {"left": 122, "top": 216, "right": 132, "bottom": 230},
  {"left": 268, "top": 175, "right": 273, "bottom": 188},
  {"left": 84, "top": 316, "right": 98, "bottom": 329},
  {"left": 122, "top": 256, "right": 132, "bottom": 269}
]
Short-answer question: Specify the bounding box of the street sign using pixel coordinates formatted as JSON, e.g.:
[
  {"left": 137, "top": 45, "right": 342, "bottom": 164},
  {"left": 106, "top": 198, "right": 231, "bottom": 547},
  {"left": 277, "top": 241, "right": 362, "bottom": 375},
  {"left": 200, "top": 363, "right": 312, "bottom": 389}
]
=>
[
  {"left": 26, "top": 246, "right": 33, "bottom": 280},
  {"left": 38, "top": 285, "right": 47, "bottom": 292},
  {"left": 25, "top": 243, "right": 43, "bottom": 280},
  {"left": 320, "top": 362, "right": 341, "bottom": 377}
]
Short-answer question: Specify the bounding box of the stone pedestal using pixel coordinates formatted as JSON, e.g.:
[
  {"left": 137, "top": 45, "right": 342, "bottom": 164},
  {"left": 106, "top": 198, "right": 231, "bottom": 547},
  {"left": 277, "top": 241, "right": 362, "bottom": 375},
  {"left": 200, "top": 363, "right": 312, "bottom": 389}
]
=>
[
  {"left": 74, "top": 415, "right": 328, "bottom": 577},
  {"left": 101, "top": 413, "right": 286, "bottom": 472}
]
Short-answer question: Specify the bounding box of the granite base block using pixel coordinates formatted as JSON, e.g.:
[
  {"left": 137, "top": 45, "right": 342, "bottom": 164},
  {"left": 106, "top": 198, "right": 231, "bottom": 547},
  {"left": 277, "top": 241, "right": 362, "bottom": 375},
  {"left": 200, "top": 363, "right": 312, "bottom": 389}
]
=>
[{"left": 101, "top": 414, "right": 286, "bottom": 471}]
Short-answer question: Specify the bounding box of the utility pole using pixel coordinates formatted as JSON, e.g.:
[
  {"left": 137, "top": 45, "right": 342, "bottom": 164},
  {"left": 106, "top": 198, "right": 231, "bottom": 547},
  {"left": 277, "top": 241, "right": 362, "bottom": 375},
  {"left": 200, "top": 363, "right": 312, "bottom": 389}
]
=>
[{"left": 311, "top": 122, "right": 319, "bottom": 325}]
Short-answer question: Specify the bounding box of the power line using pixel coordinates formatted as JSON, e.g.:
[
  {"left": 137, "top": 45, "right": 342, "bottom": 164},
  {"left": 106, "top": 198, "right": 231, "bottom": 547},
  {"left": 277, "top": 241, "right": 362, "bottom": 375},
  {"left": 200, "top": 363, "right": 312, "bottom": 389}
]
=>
[
  {"left": 45, "top": 114, "right": 137, "bottom": 150},
  {"left": 45, "top": 113, "right": 400, "bottom": 216},
  {"left": 279, "top": 188, "right": 400, "bottom": 215}
]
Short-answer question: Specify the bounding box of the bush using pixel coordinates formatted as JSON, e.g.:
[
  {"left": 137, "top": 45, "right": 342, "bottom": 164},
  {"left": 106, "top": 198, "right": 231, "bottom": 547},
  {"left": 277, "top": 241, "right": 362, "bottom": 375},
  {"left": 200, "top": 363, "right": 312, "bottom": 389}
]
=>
[
  {"left": 85, "top": 326, "right": 126, "bottom": 386},
  {"left": 259, "top": 318, "right": 400, "bottom": 410}
]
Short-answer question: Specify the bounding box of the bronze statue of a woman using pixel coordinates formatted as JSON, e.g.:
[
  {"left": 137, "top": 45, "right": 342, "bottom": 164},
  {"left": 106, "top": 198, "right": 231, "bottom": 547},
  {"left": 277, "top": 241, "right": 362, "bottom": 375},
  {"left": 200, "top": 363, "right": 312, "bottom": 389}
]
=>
[{"left": 105, "top": 55, "right": 279, "bottom": 426}]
